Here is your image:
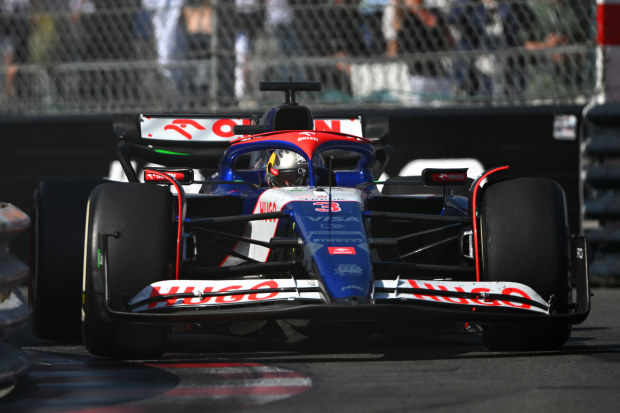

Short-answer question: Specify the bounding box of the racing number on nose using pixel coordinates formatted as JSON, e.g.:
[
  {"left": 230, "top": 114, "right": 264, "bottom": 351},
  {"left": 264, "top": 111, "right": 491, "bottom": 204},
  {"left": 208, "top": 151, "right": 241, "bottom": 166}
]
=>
[{"left": 314, "top": 201, "right": 341, "bottom": 212}]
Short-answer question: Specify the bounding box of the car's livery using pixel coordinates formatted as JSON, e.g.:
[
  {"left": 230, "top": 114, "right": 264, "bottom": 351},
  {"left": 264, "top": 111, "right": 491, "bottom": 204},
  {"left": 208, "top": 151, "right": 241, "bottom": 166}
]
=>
[{"left": 29, "top": 81, "right": 590, "bottom": 358}]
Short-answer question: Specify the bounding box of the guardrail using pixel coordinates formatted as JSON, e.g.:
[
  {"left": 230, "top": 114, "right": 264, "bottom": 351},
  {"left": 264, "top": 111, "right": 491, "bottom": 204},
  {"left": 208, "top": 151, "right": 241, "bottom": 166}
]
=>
[
  {"left": 582, "top": 103, "right": 620, "bottom": 286},
  {"left": 0, "top": 203, "right": 32, "bottom": 398}
]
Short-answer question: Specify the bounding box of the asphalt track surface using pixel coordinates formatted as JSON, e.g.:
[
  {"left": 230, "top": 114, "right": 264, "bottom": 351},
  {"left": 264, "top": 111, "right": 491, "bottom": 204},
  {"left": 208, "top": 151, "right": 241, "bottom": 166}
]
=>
[{"left": 2, "top": 287, "right": 620, "bottom": 413}]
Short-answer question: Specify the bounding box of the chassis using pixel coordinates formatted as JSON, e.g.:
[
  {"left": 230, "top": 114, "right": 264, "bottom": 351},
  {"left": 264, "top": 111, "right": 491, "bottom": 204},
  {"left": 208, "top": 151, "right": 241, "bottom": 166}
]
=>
[{"left": 30, "top": 81, "right": 589, "bottom": 358}]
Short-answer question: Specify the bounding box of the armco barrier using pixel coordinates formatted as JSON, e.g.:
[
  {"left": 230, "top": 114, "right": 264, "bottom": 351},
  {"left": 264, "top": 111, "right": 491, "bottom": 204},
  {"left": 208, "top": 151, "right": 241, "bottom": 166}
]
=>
[
  {"left": 0, "top": 107, "right": 585, "bottom": 267},
  {"left": 0, "top": 203, "right": 32, "bottom": 397},
  {"left": 583, "top": 102, "right": 620, "bottom": 286}
]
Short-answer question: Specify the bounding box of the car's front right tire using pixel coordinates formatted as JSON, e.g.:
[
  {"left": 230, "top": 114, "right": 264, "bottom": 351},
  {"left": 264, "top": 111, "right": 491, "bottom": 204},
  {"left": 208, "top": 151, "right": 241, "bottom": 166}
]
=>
[{"left": 479, "top": 178, "right": 572, "bottom": 351}]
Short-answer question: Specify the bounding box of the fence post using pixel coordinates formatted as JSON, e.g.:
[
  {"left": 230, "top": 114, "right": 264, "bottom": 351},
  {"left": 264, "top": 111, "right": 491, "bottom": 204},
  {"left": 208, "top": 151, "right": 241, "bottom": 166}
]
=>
[{"left": 596, "top": 0, "right": 620, "bottom": 102}]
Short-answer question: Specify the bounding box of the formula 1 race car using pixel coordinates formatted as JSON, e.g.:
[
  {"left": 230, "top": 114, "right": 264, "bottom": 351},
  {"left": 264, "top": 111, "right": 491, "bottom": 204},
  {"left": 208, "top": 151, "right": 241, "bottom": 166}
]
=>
[{"left": 30, "top": 81, "right": 590, "bottom": 358}]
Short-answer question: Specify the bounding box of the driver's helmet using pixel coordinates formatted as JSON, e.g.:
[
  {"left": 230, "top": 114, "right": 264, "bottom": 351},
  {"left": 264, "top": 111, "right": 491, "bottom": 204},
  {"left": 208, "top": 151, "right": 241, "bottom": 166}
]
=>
[{"left": 265, "top": 149, "right": 308, "bottom": 186}]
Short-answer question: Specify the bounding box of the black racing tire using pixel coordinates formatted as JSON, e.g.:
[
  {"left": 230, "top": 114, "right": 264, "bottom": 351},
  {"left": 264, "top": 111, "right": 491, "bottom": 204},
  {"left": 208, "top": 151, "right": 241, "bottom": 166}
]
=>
[
  {"left": 30, "top": 178, "right": 106, "bottom": 341},
  {"left": 82, "top": 182, "right": 173, "bottom": 359},
  {"left": 479, "top": 178, "right": 571, "bottom": 351}
]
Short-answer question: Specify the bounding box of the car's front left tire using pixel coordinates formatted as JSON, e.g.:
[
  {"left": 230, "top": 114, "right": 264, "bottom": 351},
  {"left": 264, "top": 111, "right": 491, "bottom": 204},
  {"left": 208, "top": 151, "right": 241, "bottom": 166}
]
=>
[{"left": 82, "top": 182, "right": 173, "bottom": 359}]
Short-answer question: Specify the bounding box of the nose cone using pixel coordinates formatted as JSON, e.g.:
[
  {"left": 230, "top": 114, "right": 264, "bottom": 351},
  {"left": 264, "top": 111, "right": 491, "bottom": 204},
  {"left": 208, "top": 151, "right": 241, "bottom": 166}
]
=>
[{"left": 290, "top": 195, "right": 374, "bottom": 304}]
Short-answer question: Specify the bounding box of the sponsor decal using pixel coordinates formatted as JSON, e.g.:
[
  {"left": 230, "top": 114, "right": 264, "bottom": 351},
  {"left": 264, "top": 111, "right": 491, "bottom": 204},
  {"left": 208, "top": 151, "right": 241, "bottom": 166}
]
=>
[
  {"left": 553, "top": 114, "right": 578, "bottom": 140},
  {"left": 307, "top": 216, "right": 359, "bottom": 222},
  {"left": 374, "top": 279, "right": 547, "bottom": 313},
  {"left": 259, "top": 201, "right": 278, "bottom": 222},
  {"left": 342, "top": 284, "right": 365, "bottom": 293},
  {"left": 334, "top": 264, "right": 364, "bottom": 275},
  {"left": 321, "top": 223, "right": 346, "bottom": 229},
  {"left": 146, "top": 280, "right": 280, "bottom": 309},
  {"left": 140, "top": 116, "right": 251, "bottom": 141},
  {"left": 405, "top": 279, "right": 532, "bottom": 308},
  {"left": 314, "top": 118, "right": 363, "bottom": 136},
  {"left": 315, "top": 119, "right": 341, "bottom": 133},
  {"left": 422, "top": 168, "right": 469, "bottom": 186},
  {"left": 211, "top": 118, "right": 241, "bottom": 138},
  {"left": 140, "top": 116, "right": 363, "bottom": 141},
  {"left": 297, "top": 131, "right": 318, "bottom": 142},
  {"left": 131, "top": 279, "right": 322, "bottom": 311},
  {"left": 162, "top": 119, "right": 206, "bottom": 140},
  {"left": 259, "top": 201, "right": 277, "bottom": 213},
  {"left": 144, "top": 171, "right": 189, "bottom": 182},
  {"left": 297, "top": 136, "right": 319, "bottom": 142},
  {"left": 328, "top": 246, "right": 356, "bottom": 255},
  {"left": 431, "top": 172, "right": 467, "bottom": 183}
]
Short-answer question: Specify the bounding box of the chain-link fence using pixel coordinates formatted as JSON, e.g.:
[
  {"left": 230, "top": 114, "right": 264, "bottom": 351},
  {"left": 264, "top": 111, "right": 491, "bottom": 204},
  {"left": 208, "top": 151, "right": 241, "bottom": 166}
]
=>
[{"left": 0, "top": 0, "right": 598, "bottom": 114}]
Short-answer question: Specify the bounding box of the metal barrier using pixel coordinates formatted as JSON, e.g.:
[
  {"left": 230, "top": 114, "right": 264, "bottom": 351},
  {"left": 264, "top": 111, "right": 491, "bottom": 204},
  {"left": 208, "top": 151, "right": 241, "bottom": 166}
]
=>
[
  {"left": 582, "top": 103, "right": 620, "bottom": 286},
  {"left": 0, "top": 203, "right": 31, "bottom": 398}
]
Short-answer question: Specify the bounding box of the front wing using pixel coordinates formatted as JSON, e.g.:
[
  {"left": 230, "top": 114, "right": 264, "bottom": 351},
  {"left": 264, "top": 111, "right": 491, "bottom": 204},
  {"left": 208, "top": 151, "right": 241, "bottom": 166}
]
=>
[
  {"left": 104, "top": 236, "right": 589, "bottom": 326},
  {"left": 130, "top": 279, "right": 550, "bottom": 314}
]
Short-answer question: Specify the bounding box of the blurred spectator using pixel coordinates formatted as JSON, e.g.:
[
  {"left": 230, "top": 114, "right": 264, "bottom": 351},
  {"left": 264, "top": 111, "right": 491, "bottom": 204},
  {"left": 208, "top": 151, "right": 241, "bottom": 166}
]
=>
[
  {"left": 61, "top": 1, "right": 96, "bottom": 101},
  {"left": 235, "top": 0, "right": 263, "bottom": 46},
  {"left": 493, "top": 0, "right": 536, "bottom": 97},
  {"left": 132, "top": 0, "right": 156, "bottom": 59},
  {"left": 62, "top": 0, "right": 96, "bottom": 61},
  {"left": 184, "top": 0, "right": 212, "bottom": 102},
  {"left": 492, "top": 0, "right": 582, "bottom": 98},
  {"left": 3, "top": 0, "right": 87, "bottom": 103},
  {"left": 25, "top": 0, "right": 63, "bottom": 104},
  {"left": 142, "top": 0, "right": 187, "bottom": 90},
  {"left": 234, "top": 0, "right": 263, "bottom": 99},
  {"left": 522, "top": 0, "right": 584, "bottom": 96},
  {"left": 384, "top": 0, "right": 454, "bottom": 104},
  {"left": 448, "top": 0, "right": 491, "bottom": 98},
  {"left": 318, "top": 0, "right": 366, "bottom": 100},
  {"left": 184, "top": 2, "right": 211, "bottom": 52},
  {"left": 358, "top": 0, "right": 388, "bottom": 55},
  {"left": 91, "top": 1, "right": 140, "bottom": 61},
  {"left": 1, "top": 0, "right": 31, "bottom": 98},
  {"left": 27, "top": 1, "right": 59, "bottom": 64},
  {"left": 27, "top": 0, "right": 93, "bottom": 63},
  {"left": 264, "top": 0, "right": 306, "bottom": 82}
]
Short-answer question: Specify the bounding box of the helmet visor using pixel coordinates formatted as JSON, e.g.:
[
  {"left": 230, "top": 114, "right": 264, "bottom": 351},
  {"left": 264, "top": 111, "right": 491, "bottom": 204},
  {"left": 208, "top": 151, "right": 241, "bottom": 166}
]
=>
[{"left": 272, "top": 167, "right": 307, "bottom": 186}]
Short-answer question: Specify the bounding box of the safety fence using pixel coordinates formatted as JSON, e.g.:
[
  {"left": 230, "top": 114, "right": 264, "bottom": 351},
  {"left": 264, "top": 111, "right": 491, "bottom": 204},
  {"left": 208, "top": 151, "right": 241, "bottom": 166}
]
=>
[
  {"left": 0, "top": 0, "right": 598, "bottom": 114},
  {"left": 0, "top": 203, "right": 31, "bottom": 397}
]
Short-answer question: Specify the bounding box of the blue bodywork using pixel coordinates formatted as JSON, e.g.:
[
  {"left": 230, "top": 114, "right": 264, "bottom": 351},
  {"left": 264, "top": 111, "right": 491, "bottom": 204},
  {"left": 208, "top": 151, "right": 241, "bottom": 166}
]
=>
[{"left": 200, "top": 130, "right": 381, "bottom": 303}]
